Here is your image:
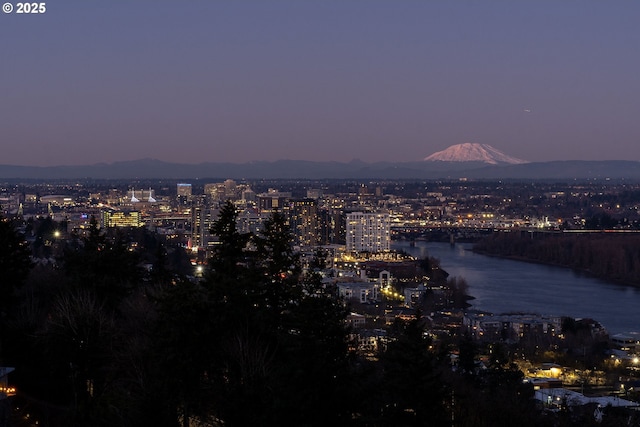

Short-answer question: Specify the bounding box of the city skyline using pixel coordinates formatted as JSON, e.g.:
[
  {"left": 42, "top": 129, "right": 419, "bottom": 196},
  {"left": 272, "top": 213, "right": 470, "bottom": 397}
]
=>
[{"left": 2, "top": 1, "right": 639, "bottom": 167}]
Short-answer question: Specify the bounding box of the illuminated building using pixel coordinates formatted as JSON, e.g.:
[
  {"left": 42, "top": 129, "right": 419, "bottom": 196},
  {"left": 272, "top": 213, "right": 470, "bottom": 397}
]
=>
[
  {"left": 101, "top": 210, "right": 143, "bottom": 228},
  {"left": 288, "top": 198, "right": 319, "bottom": 247},
  {"left": 204, "top": 183, "right": 224, "bottom": 201},
  {"left": 177, "top": 183, "right": 193, "bottom": 207},
  {"left": 346, "top": 212, "right": 390, "bottom": 252},
  {"left": 224, "top": 179, "right": 237, "bottom": 198},
  {"left": 257, "top": 189, "right": 291, "bottom": 214},
  {"left": 191, "top": 205, "right": 219, "bottom": 249},
  {"left": 40, "top": 195, "right": 74, "bottom": 206},
  {"left": 129, "top": 188, "right": 156, "bottom": 204}
]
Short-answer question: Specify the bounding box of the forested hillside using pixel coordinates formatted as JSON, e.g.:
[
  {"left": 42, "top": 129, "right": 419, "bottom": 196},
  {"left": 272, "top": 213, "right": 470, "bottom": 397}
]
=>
[{"left": 474, "top": 232, "right": 640, "bottom": 286}]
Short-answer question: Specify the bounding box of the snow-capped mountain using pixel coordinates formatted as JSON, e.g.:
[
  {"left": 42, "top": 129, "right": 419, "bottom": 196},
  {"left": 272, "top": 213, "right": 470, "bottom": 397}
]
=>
[{"left": 424, "top": 143, "right": 529, "bottom": 165}]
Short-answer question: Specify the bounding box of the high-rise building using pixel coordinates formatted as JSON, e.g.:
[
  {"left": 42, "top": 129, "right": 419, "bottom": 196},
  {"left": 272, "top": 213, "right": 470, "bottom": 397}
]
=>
[
  {"left": 288, "top": 198, "right": 319, "bottom": 247},
  {"left": 191, "top": 205, "right": 219, "bottom": 249},
  {"left": 345, "top": 212, "right": 390, "bottom": 252}
]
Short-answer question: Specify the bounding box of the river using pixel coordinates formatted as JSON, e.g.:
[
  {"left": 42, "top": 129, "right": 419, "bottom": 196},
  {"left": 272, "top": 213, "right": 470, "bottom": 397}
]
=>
[{"left": 392, "top": 240, "right": 640, "bottom": 335}]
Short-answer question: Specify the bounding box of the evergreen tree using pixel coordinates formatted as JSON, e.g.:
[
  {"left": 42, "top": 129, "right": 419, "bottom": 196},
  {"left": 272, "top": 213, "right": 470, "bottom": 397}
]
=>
[
  {"left": 151, "top": 279, "right": 214, "bottom": 427},
  {"left": 0, "top": 214, "right": 32, "bottom": 314},
  {"left": 62, "top": 218, "right": 140, "bottom": 309},
  {"left": 253, "top": 211, "right": 302, "bottom": 325},
  {"left": 208, "top": 200, "right": 250, "bottom": 277},
  {"left": 269, "top": 266, "right": 352, "bottom": 426},
  {"left": 0, "top": 213, "right": 32, "bottom": 361},
  {"left": 43, "top": 289, "right": 118, "bottom": 425},
  {"left": 379, "top": 314, "right": 447, "bottom": 426},
  {"left": 201, "top": 207, "right": 353, "bottom": 426}
]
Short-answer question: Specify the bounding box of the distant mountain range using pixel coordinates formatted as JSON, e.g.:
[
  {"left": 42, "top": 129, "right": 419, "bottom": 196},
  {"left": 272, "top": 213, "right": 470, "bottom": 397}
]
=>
[
  {"left": 1, "top": 158, "right": 640, "bottom": 181},
  {"left": 0, "top": 144, "right": 639, "bottom": 180}
]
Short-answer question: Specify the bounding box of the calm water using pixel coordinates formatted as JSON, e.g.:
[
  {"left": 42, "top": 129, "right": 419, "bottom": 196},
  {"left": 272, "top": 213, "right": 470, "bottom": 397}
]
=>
[{"left": 392, "top": 240, "right": 640, "bottom": 335}]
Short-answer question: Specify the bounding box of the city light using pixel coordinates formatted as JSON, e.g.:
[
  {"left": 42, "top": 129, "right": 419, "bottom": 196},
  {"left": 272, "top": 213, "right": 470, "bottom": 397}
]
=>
[{"left": 0, "top": 386, "right": 16, "bottom": 396}]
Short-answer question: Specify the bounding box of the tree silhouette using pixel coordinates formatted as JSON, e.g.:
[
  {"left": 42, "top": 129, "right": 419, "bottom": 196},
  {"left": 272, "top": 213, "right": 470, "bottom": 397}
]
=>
[{"left": 0, "top": 213, "right": 32, "bottom": 361}]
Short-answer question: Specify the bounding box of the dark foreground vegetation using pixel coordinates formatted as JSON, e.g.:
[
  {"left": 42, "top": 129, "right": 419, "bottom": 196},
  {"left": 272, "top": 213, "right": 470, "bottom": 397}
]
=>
[
  {"left": 474, "top": 231, "right": 640, "bottom": 286},
  {"left": 2, "top": 206, "right": 631, "bottom": 427}
]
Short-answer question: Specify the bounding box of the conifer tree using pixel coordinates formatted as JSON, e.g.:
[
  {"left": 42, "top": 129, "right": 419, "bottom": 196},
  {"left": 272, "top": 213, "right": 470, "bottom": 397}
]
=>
[
  {"left": 380, "top": 314, "right": 447, "bottom": 426},
  {"left": 0, "top": 213, "right": 31, "bottom": 317},
  {"left": 0, "top": 213, "right": 32, "bottom": 361}
]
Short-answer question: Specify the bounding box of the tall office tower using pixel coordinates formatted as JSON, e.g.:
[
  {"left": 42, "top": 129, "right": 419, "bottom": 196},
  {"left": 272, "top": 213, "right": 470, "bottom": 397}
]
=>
[
  {"left": 177, "top": 183, "right": 193, "bottom": 197},
  {"left": 191, "top": 204, "right": 219, "bottom": 250},
  {"left": 289, "top": 198, "right": 319, "bottom": 248},
  {"left": 345, "top": 212, "right": 391, "bottom": 253}
]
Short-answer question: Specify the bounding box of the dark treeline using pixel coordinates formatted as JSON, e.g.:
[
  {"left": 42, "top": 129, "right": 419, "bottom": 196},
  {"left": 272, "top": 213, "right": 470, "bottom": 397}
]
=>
[
  {"left": 474, "top": 231, "right": 640, "bottom": 286},
  {"left": 0, "top": 205, "right": 556, "bottom": 427}
]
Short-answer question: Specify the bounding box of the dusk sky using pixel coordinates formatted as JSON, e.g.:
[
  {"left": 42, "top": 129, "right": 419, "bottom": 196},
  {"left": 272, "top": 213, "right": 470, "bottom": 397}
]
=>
[{"left": 2, "top": 1, "right": 639, "bottom": 166}]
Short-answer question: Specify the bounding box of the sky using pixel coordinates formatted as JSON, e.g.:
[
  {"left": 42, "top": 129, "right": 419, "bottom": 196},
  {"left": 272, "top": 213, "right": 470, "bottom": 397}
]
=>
[{"left": 2, "top": 1, "right": 639, "bottom": 166}]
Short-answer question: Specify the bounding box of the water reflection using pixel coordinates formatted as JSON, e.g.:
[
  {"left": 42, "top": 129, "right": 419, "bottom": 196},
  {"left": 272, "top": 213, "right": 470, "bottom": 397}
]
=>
[{"left": 393, "top": 241, "right": 640, "bottom": 335}]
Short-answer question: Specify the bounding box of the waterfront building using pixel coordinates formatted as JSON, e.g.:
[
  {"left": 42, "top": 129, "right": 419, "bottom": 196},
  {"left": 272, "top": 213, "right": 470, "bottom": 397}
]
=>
[
  {"left": 463, "top": 312, "right": 562, "bottom": 342},
  {"left": 346, "top": 211, "right": 391, "bottom": 252},
  {"left": 610, "top": 332, "right": 640, "bottom": 353},
  {"left": 533, "top": 387, "right": 639, "bottom": 416}
]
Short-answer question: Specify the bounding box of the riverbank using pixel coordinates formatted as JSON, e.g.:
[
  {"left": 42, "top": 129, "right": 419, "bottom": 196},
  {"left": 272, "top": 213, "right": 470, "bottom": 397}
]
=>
[
  {"left": 471, "top": 232, "right": 640, "bottom": 288},
  {"left": 393, "top": 241, "right": 640, "bottom": 335},
  {"left": 471, "top": 247, "right": 640, "bottom": 289}
]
